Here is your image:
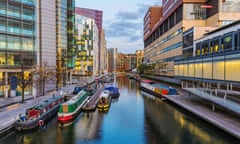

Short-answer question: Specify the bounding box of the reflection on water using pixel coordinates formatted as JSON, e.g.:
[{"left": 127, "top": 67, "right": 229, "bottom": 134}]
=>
[
  {"left": 142, "top": 91, "right": 239, "bottom": 144},
  {"left": 0, "top": 75, "right": 239, "bottom": 144}
]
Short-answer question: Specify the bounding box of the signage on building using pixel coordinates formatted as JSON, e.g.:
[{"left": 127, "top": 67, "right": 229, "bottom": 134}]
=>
[{"left": 200, "top": 5, "right": 213, "bottom": 9}]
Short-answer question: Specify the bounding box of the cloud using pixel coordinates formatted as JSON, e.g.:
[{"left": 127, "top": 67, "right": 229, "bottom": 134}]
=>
[
  {"left": 116, "top": 11, "right": 140, "bottom": 20},
  {"left": 104, "top": 1, "right": 161, "bottom": 53}
]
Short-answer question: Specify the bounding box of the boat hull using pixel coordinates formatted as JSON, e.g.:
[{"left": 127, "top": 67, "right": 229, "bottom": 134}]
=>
[
  {"left": 97, "top": 104, "right": 110, "bottom": 111},
  {"left": 109, "top": 92, "right": 120, "bottom": 98},
  {"left": 14, "top": 105, "right": 60, "bottom": 131},
  {"left": 58, "top": 90, "right": 89, "bottom": 123},
  {"left": 57, "top": 104, "right": 83, "bottom": 123}
]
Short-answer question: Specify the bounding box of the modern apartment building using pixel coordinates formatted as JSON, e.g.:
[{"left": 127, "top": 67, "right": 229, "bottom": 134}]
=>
[
  {"left": 74, "top": 14, "right": 99, "bottom": 76},
  {"left": 136, "top": 50, "right": 144, "bottom": 68},
  {"left": 100, "top": 29, "right": 108, "bottom": 74},
  {"left": 117, "top": 53, "right": 128, "bottom": 72},
  {"left": 107, "top": 48, "right": 117, "bottom": 72},
  {"left": 0, "top": 0, "right": 36, "bottom": 98},
  {"left": 144, "top": 0, "right": 240, "bottom": 78},
  {"left": 127, "top": 54, "right": 137, "bottom": 71},
  {"left": 75, "top": 7, "right": 103, "bottom": 75},
  {"left": 144, "top": 6, "right": 162, "bottom": 37}
]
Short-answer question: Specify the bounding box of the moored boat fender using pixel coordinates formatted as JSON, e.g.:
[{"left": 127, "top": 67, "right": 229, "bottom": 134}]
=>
[{"left": 38, "top": 120, "right": 44, "bottom": 127}]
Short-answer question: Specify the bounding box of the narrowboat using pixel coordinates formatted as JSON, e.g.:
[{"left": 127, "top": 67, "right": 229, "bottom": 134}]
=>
[
  {"left": 97, "top": 90, "right": 111, "bottom": 111},
  {"left": 14, "top": 95, "right": 64, "bottom": 131},
  {"left": 104, "top": 84, "right": 120, "bottom": 98},
  {"left": 58, "top": 90, "right": 89, "bottom": 123},
  {"left": 140, "top": 79, "right": 177, "bottom": 98}
]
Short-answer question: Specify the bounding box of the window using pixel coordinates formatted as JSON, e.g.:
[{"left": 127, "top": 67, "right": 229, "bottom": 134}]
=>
[
  {"left": 8, "top": 4, "right": 20, "bottom": 18},
  {"left": 23, "top": 23, "right": 34, "bottom": 36},
  {"left": 22, "top": 38, "right": 34, "bottom": 51},
  {"left": 223, "top": 33, "right": 233, "bottom": 51},
  {"left": 8, "top": 20, "right": 21, "bottom": 34},
  {"left": 196, "top": 43, "right": 201, "bottom": 56},
  {"left": 234, "top": 32, "right": 238, "bottom": 50},
  {"left": 22, "top": 8, "right": 34, "bottom": 20},
  {"left": 213, "top": 37, "right": 220, "bottom": 53},
  {"left": 0, "top": 1, "right": 6, "bottom": 15},
  {"left": 7, "top": 36, "right": 20, "bottom": 50},
  {"left": 203, "top": 40, "right": 209, "bottom": 55},
  {"left": 0, "top": 17, "right": 6, "bottom": 32},
  {"left": 0, "top": 35, "right": 6, "bottom": 49},
  {"left": 176, "top": 6, "right": 183, "bottom": 23}
]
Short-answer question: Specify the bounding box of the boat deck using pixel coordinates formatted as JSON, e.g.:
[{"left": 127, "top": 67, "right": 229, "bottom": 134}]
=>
[{"left": 82, "top": 87, "right": 105, "bottom": 111}]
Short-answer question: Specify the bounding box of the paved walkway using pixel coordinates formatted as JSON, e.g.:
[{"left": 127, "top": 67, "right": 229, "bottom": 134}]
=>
[
  {"left": 0, "top": 84, "right": 76, "bottom": 135},
  {"left": 183, "top": 88, "right": 240, "bottom": 115},
  {"left": 165, "top": 94, "right": 240, "bottom": 139}
]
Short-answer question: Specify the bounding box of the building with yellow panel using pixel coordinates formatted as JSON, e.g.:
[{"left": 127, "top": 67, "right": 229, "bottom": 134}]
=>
[
  {"left": 175, "top": 21, "right": 240, "bottom": 114},
  {"left": 74, "top": 14, "right": 99, "bottom": 76}
]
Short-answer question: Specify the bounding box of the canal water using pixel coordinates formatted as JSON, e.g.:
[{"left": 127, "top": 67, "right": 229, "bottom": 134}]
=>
[{"left": 0, "top": 75, "right": 239, "bottom": 144}]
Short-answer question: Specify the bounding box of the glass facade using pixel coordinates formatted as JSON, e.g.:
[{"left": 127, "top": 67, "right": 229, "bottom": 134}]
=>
[
  {"left": 67, "top": 0, "right": 76, "bottom": 69},
  {"left": 0, "top": 0, "right": 36, "bottom": 97},
  {"left": 0, "top": 1, "right": 36, "bottom": 67},
  {"left": 56, "top": 0, "right": 68, "bottom": 88}
]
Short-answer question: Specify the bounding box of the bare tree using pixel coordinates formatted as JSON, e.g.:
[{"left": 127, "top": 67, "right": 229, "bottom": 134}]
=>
[
  {"left": 17, "top": 65, "right": 33, "bottom": 103},
  {"left": 33, "top": 63, "right": 56, "bottom": 96}
]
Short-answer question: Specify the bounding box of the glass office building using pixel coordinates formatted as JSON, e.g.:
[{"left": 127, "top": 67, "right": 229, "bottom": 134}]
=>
[
  {"left": 0, "top": 0, "right": 36, "bottom": 97},
  {"left": 56, "top": 0, "right": 68, "bottom": 88}
]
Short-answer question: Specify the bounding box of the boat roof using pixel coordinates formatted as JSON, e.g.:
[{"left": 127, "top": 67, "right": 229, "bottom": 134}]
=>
[
  {"left": 64, "top": 90, "right": 87, "bottom": 105},
  {"left": 28, "top": 96, "right": 61, "bottom": 110},
  {"left": 100, "top": 90, "right": 109, "bottom": 98},
  {"left": 141, "top": 79, "right": 154, "bottom": 84},
  {"left": 105, "top": 84, "right": 118, "bottom": 89}
]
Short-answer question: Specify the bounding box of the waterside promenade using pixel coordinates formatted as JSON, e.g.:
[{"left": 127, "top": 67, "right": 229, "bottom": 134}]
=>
[
  {"left": 128, "top": 72, "right": 240, "bottom": 140},
  {"left": 0, "top": 84, "right": 76, "bottom": 135}
]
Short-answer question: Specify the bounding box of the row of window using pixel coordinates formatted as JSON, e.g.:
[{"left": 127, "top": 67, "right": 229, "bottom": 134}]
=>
[
  {"left": 0, "top": 2, "right": 35, "bottom": 21},
  {"left": 145, "top": 42, "right": 182, "bottom": 61},
  {"left": 10, "top": 0, "right": 35, "bottom": 6},
  {"left": 145, "top": 28, "right": 182, "bottom": 54},
  {"left": 0, "top": 19, "right": 34, "bottom": 36},
  {"left": 144, "top": 6, "right": 183, "bottom": 48},
  {"left": 0, "top": 51, "right": 36, "bottom": 66},
  {"left": 145, "top": 3, "right": 212, "bottom": 48},
  {"left": 195, "top": 30, "right": 240, "bottom": 56},
  {"left": 0, "top": 35, "right": 34, "bottom": 51}
]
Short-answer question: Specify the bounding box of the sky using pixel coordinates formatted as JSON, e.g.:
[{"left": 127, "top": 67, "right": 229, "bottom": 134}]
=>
[{"left": 76, "top": 0, "right": 162, "bottom": 54}]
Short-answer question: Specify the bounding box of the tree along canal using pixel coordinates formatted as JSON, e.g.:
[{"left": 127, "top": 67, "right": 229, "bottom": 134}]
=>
[{"left": 0, "top": 75, "right": 239, "bottom": 144}]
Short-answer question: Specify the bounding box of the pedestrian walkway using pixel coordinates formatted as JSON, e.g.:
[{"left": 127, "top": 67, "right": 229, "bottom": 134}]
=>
[
  {"left": 183, "top": 88, "right": 240, "bottom": 115},
  {"left": 0, "top": 84, "right": 76, "bottom": 135},
  {"left": 82, "top": 86, "right": 105, "bottom": 111}
]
